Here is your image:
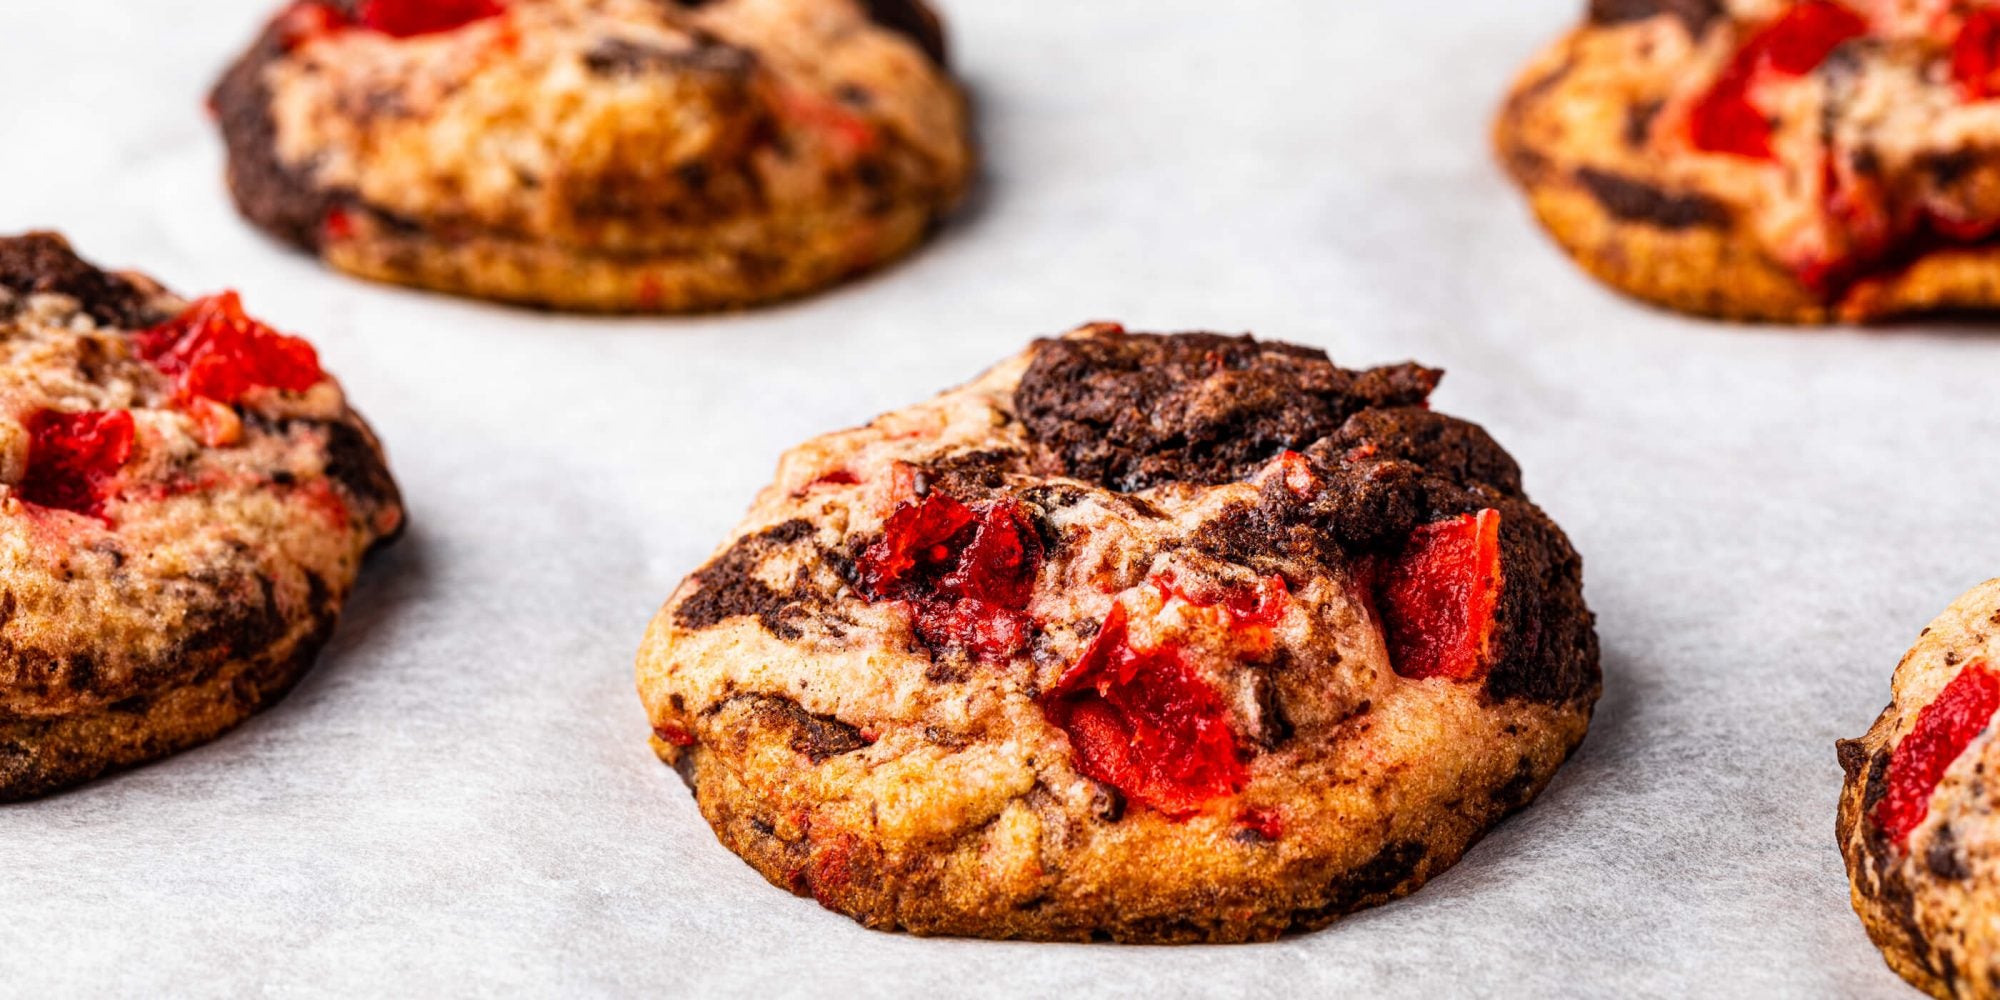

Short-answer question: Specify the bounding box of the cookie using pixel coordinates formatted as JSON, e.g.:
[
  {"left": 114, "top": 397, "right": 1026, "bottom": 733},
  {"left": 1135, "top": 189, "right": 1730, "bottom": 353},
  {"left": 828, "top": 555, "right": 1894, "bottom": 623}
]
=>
[
  {"left": 0, "top": 232, "right": 403, "bottom": 801},
  {"left": 1839, "top": 579, "right": 2000, "bottom": 998},
  {"left": 210, "top": 0, "right": 971, "bottom": 312},
  {"left": 1498, "top": 1, "right": 2000, "bottom": 323},
  {"left": 635, "top": 324, "right": 1600, "bottom": 942}
]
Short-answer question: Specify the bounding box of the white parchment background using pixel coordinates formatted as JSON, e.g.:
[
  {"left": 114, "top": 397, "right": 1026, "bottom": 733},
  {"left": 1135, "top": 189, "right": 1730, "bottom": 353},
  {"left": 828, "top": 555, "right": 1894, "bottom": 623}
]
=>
[{"left": 2, "top": 1, "right": 1996, "bottom": 996}]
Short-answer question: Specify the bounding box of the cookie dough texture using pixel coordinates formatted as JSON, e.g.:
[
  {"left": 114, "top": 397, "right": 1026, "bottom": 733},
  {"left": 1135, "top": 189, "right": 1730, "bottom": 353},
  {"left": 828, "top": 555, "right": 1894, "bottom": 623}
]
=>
[
  {"left": 1839, "top": 580, "right": 2000, "bottom": 999},
  {"left": 1497, "top": 0, "right": 2000, "bottom": 323},
  {"left": 637, "top": 324, "right": 1600, "bottom": 942},
  {"left": 211, "top": 0, "right": 972, "bottom": 312},
  {"left": 0, "top": 233, "right": 403, "bottom": 801}
]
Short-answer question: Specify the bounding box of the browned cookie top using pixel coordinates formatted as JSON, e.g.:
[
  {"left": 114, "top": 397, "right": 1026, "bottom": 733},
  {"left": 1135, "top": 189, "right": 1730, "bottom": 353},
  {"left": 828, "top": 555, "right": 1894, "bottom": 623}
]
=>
[
  {"left": 638, "top": 324, "right": 1598, "bottom": 941},
  {"left": 0, "top": 233, "right": 401, "bottom": 721}
]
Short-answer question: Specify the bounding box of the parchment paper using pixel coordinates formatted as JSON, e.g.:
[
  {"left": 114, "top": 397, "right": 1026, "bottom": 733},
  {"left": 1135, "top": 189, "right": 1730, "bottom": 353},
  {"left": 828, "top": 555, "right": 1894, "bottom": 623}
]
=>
[{"left": 2, "top": 1, "right": 1994, "bottom": 995}]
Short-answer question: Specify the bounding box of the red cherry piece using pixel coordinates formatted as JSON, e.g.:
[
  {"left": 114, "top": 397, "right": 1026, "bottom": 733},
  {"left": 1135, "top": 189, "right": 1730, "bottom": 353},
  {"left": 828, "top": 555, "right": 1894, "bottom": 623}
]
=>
[
  {"left": 1688, "top": 1, "right": 1868, "bottom": 159},
  {"left": 322, "top": 206, "right": 358, "bottom": 242},
  {"left": 1875, "top": 661, "right": 2000, "bottom": 845},
  {"left": 136, "top": 292, "right": 326, "bottom": 406},
  {"left": 275, "top": 1, "right": 352, "bottom": 50},
  {"left": 939, "top": 502, "right": 1042, "bottom": 608},
  {"left": 856, "top": 491, "right": 978, "bottom": 595},
  {"left": 1237, "top": 807, "right": 1285, "bottom": 842},
  {"left": 1689, "top": 86, "right": 1776, "bottom": 159},
  {"left": 856, "top": 492, "right": 1044, "bottom": 661},
  {"left": 1954, "top": 8, "right": 2000, "bottom": 101},
  {"left": 1378, "top": 509, "right": 1504, "bottom": 682},
  {"left": 653, "top": 723, "right": 697, "bottom": 748},
  {"left": 19, "top": 410, "right": 136, "bottom": 520},
  {"left": 1044, "top": 604, "right": 1246, "bottom": 817},
  {"left": 355, "top": 0, "right": 505, "bottom": 38}
]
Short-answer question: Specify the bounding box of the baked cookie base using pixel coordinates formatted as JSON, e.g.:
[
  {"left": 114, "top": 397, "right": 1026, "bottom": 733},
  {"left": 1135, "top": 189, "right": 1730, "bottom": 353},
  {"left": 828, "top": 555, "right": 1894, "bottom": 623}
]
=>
[
  {"left": 659, "top": 706, "right": 1590, "bottom": 943},
  {"left": 318, "top": 200, "right": 942, "bottom": 314},
  {"left": 0, "top": 608, "right": 335, "bottom": 802}
]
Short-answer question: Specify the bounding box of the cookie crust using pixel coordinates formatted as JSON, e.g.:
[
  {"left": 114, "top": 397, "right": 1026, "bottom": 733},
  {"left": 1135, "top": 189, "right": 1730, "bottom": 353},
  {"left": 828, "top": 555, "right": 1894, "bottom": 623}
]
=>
[
  {"left": 211, "top": 0, "right": 972, "bottom": 313},
  {"left": 637, "top": 324, "right": 1599, "bottom": 942},
  {"left": 0, "top": 233, "right": 403, "bottom": 801},
  {"left": 1497, "top": 2, "right": 2000, "bottom": 323},
  {"left": 1838, "top": 579, "right": 2000, "bottom": 999}
]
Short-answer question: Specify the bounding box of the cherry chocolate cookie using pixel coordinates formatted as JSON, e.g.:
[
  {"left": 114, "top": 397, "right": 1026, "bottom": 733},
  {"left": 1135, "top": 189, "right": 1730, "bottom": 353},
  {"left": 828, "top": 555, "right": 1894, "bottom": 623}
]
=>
[
  {"left": 1839, "top": 579, "right": 2000, "bottom": 998},
  {"left": 636, "top": 324, "right": 1600, "bottom": 942},
  {"left": 1499, "top": 0, "right": 2000, "bottom": 322},
  {"left": 211, "top": 0, "right": 971, "bottom": 312},
  {"left": 0, "top": 233, "right": 403, "bottom": 802}
]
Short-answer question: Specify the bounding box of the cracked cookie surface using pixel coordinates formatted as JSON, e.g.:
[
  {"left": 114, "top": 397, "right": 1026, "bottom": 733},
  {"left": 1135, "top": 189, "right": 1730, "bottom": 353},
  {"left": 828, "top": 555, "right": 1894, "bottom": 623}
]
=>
[
  {"left": 1499, "top": 0, "right": 2000, "bottom": 322},
  {"left": 1839, "top": 579, "right": 2000, "bottom": 998},
  {"left": 0, "top": 232, "right": 403, "bottom": 801},
  {"left": 211, "top": 0, "right": 970, "bottom": 312},
  {"left": 636, "top": 324, "right": 1599, "bottom": 942}
]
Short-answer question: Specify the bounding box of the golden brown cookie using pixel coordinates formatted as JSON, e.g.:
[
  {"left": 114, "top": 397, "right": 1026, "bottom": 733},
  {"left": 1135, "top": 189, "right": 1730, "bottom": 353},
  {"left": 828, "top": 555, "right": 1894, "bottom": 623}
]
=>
[
  {"left": 1498, "top": 1, "right": 2000, "bottom": 323},
  {"left": 211, "top": 0, "right": 971, "bottom": 312},
  {"left": 0, "top": 232, "right": 403, "bottom": 801},
  {"left": 636, "top": 324, "right": 1600, "bottom": 942},
  {"left": 1839, "top": 579, "right": 2000, "bottom": 998}
]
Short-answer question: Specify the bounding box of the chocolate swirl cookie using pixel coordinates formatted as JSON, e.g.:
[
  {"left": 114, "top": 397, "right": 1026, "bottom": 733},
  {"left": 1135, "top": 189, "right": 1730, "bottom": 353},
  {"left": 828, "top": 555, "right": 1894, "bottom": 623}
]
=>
[
  {"left": 211, "top": 0, "right": 970, "bottom": 312},
  {"left": 0, "top": 232, "right": 403, "bottom": 801},
  {"left": 636, "top": 324, "right": 1599, "bottom": 942},
  {"left": 1499, "top": 1, "right": 2000, "bottom": 322}
]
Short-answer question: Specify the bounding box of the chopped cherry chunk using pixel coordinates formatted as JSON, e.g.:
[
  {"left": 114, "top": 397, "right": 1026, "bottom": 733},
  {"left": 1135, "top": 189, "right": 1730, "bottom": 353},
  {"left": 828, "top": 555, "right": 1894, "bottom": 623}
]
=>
[
  {"left": 653, "top": 723, "right": 697, "bottom": 748},
  {"left": 1378, "top": 509, "right": 1503, "bottom": 682},
  {"left": 275, "top": 1, "right": 352, "bottom": 50},
  {"left": 1875, "top": 661, "right": 2000, "bottom": 845},
  {"left": 1955, "top": 8, "right": 2000, "bottom": 101},
  {"left": 856, "top": 491, "right": 978, "bottom": 594},
  {"left": 18, "top": 410, "right": 135, "bottom": 520},
  {"left": 1688, "top": 1, "right": 1868, "bottom": 159},
  {"left": 855, "top": 492, "right": 1044, "bottom": 661},
  {"left": 1237, "top": 807, "right": 1285, "bottom": 842},
  {"left": 355, "top": 0, "right": 505, "bottom": 37},
  {"left": 1043, "top": 604, "right": 1246, "bottom": 817},
  {"left": 137, "top": 292, "right": 325, "bottom": 406}
]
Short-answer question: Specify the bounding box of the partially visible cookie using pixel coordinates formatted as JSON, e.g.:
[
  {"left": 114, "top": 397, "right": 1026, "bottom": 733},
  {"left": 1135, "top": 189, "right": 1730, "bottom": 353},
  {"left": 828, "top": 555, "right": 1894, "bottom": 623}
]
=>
[
  {"left": 0, "top": 232, "right": 403, "bottom": 801},
  {"left": 637, "top": 323, "right": 1600, "bottom": 942},
  {"left": 1839, "top": 579, "right": 2000, "bottom": 998},
  {"left": 211, "top": 0, "right": 972, "bottom": 312},
  {"left": 1499, "top": 1, "right": 2000, "bottom": 323}
]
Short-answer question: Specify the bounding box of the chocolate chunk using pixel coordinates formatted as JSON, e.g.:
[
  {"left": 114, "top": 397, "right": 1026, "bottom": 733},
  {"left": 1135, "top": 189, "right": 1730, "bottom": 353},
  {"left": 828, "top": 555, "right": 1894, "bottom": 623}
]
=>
[
  {"left": 320, "top": 418, "right": 402, "bottom": 516},
  {"left": 0, "top": 233, "right": 153, "bottom": 329},
  {"left": 1587, "top": 0, "right": 1723, "bottom": 34},
  {"left": 1928, "top": 823, "right": 1971, "bottom": 881},
  {"left": 1303, "top": 840, "right": 1428, "bottom": 920},
  {"left": 1014, "top": 330, "right": 1440, "bottom": 492},
  {"left": 859, "top": 0, "right": 948, "bottom": 66},
  {"left": 1489, "top": 755, "right": 1540, "bottom": 812},
  {"left": 209, "top": 20, "right": 340, "bottom": 252},
  {"left": 582, "top": 35, "right": 756, "bottom": 77},
  {"left": 1575, "top": 168, "right": 1730, "bottom": 231},
  {"left": 1317, "top": 407, "right": 1524, "bottom": 497},
  {"left": 1863, "top": 748, "right": 1892, "bottom": 814},
  {"left": 922, "top": 449, "right": 1027, "bottom": 497},
  {"left": 751, "top": 694, "right": 869, "bottom": 762},
  {"left": 675, "top": 520, "right": 818, "bottom": 639},
  {"left": 1624, "top": 100, "right": 1663, "bottom": 149}
]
